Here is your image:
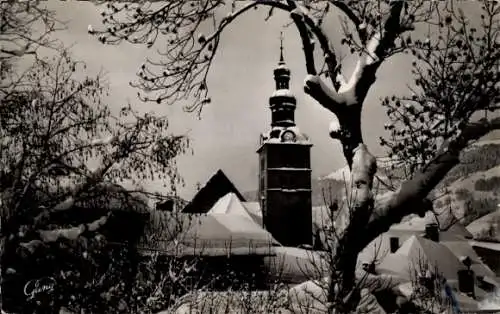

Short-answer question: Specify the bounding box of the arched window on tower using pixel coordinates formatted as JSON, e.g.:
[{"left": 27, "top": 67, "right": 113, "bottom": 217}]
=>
[{"left": 277, "top": 80, "right": 287, "bottom": 89}]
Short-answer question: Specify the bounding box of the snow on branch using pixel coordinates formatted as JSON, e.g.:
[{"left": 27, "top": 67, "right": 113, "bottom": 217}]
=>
[
  {"left": 304, "top": 74, "right": 344, "bottom": 111},
  {"left": 33, "top": 139, "right": 126, "bottom": 223},
  {"left": 0, "top": 46, "right": 33, "bottom": 57},
  {"left": 327, "top": 144, "right": 377, "bottom": 296},
  {"left": 301, "top": 21, "right": 387, "bottom": 108},
  {"left": 333, "top": 32, "right": 381, "bottom": 106},
  {"left": 363, "top": 32, "right": 381, "bottom": 66},
  {"left": 292, "top": 1, "right": 340, "bottom": 89},
  {"left": 329, "top": 116, "right": 342, "bottom": 139},
  {"left": 335, "top": 2, "right": 405, "bottom": 107},
  {"left": 51, "top": 196, "right": 75, "bottom": 212},
  {"left": 351, "top": 144, "right": 377, "bottom": 192},
  {"left": 89, "top": 135, "right": 117, "bottom": 146},
  {"left": 20, "top": 213, "right": 111, "bottom": 252},
  {"left": 336, "top": 72, "right": 347, "bottom": 87},
  {"left": 336, "top": 144, "right": 377, "bottom": 236}
]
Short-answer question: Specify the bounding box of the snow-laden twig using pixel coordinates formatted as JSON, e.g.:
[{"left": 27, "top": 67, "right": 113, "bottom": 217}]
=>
[
  {"left": 304, "top": 74, "right": 344, "bottom": 106},
  {"left": 34, "top": 141, "right": 125, "bottom": 222},
  {"left": 336, "top": 72, "right": 347, "bottom": 87},
  {"left": 20, "top": 213, "right": 111, "bottom": 252},
  {"left": 336, "top": 32, "right": 381, "bottom": 106},
  {"left": 303, "top": 33, "right": 383, "bottom": 107},
  {"left": 329, "top": 117, "right": 342, "bottom": 139},
  {"left": 90, "top": 135, "right": 116, "bottom": 146},
  {"left": 51, "top": 196, "right": 75, "bottom": 212},
  {"left": 364, "top": 32, "right": 381, "bottom": 65}
]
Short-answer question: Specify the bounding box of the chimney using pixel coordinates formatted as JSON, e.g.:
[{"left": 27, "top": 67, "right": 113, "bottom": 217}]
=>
[
  {"left": 390, "top": 237, "right": 399, "bottom": 253},
  {"left": 460, "top": 256, "right": 472, "bottom": 269},
  {"left": 457, "top": 269, "right": 476, "bottom": 298},
  {"left": 425, "top": 223, "right": 439, "bottom": 242}
]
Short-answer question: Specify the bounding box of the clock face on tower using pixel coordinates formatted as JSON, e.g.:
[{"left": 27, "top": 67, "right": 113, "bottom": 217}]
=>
[{"left": 281, "top": 130, "right": 296, "bottom": 142}]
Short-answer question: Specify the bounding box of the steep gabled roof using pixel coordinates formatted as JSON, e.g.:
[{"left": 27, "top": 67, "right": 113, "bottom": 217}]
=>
[
  {"left": 377, "top": 235, "right": 467, "bottom": 281},
  {"left": 164, "top": 213, "right": 279, "bottom": 256},
  {"left": 209, "top": 193, "right": 263, "bottom": 226},
  {"left": 182, "top": 169, "right": 246, "bottom": 214},
  {"left": 242, "top": 202, "right": 263, "bottom": 226}
]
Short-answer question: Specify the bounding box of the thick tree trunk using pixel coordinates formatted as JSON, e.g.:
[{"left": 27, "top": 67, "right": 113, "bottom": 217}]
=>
[
  {"left": 0, "top": 235, "right": 4, "bottom": 312},
  {"left": 327, "top": 142, "right": 377, "bottom": 313},
  {"left": 336, "top": 107, "right": 364, "bottom": 168}
]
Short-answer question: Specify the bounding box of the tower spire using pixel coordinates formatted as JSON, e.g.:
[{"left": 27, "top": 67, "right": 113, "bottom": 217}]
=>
[
  {"left": 279, "top": 31, "right": 284, "bottom": 64},
  {"left": 269, "top": 31, "right": 295, "bottom": 127}
]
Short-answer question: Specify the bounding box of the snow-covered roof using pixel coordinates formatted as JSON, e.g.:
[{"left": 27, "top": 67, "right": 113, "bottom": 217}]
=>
[
  {"left": 377, "top": 235, "right": 467, "bottom": 281},
  {"left": 442, "top": 240, "right": 496, "bottom": 279},
  {"left": 469, "top": 240, "right": 500, "bottom": 252},
  {"left": 271, "top": 89, "right": 295, "bottom": 98},
  {"left": 166, "top": 213, "right": 279, "bottom": 256},
  {"left": 263, "top": 246, "right": 328, "bottom": 283},
  {"left": 375, "top": 233, "right": 498, "bottom": 297},
  {"left": 160, "top": 192, "right": 281, "bottom": 256},
  {"left": 208, "top": 192, "right": 254, "bottom": 221},
  {"left": 241, "top": 201, "right": 262, "bottom": 225},
  {"left": 358, "top": 231, "right": 418, "bottom": 265},
  {"left": 396, "top": 281, "right": 499, "bottom": 313},
  {"left": 260, "top": 126, "right": 311, "bottom": 145},
  {"left": 276, "top": 63, "right": 290, "bottom": 71}
]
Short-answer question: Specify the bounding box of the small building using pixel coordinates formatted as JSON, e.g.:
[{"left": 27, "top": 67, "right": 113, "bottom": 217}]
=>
[{"left": 358, "top": 213, "right": 500, "bottom": 312}]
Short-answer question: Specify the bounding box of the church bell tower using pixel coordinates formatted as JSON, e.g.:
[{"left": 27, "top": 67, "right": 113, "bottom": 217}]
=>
[{"left": 257, "top": 33, "right": 313, "bottom": 247}]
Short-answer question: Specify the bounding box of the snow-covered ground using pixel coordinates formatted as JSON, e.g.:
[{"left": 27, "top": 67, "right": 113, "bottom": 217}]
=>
[{"left": 480, "top": 288, "right": 500, "bottom": 310}]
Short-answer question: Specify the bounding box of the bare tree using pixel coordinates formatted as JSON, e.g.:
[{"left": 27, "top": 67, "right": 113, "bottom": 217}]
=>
[
  {"left": 92, "top": 0, "right": 500, "bottom": 312},
  {"left": 0, "top": 48, "right": 189, "bottom": 312},
  {"left": 0, "top": 0, "right": 66, "bottom": 88}
]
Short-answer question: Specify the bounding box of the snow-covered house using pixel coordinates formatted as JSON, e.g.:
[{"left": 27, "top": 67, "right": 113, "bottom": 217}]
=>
[
  {"left": 164, "top": 192, "right": 279, "bottom": 257},
  {"left": 357, "top": 212, "right": 500, "bottom": 312}
]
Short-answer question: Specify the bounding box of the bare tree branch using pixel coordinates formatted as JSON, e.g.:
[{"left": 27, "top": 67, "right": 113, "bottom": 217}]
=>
[
  {"left": 347, "top": 1, "right": 405, "bottom": 106},
  {"left": 289, "top": 2, "right": 317, "bottom": 75},
  {"left": 328, "top": 1, "right": 368, "bottom": 45}
]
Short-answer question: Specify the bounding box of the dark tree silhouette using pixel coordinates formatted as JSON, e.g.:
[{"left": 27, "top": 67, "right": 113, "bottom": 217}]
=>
[{"left": 90, "top": 0, "right": 500, "bottom": 312}]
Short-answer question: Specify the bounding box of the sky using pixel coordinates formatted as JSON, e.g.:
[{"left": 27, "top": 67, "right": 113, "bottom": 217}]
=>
[{"left": 45, "top": 1, "right": 417, "bottom": 200}]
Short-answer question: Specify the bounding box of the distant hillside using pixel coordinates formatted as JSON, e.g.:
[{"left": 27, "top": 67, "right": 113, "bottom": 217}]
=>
[
  {"left": 438, "top": 143, "right": 500, "bottom": 189},
  {"left": 467, "top": 209, "right": 500, "bottom": 242},
  {"left": 434, "top": 165, "right": 500, "bottom": 225},
  {"left": 243, "top": 139, "right": 500, "bottom": 212}
]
